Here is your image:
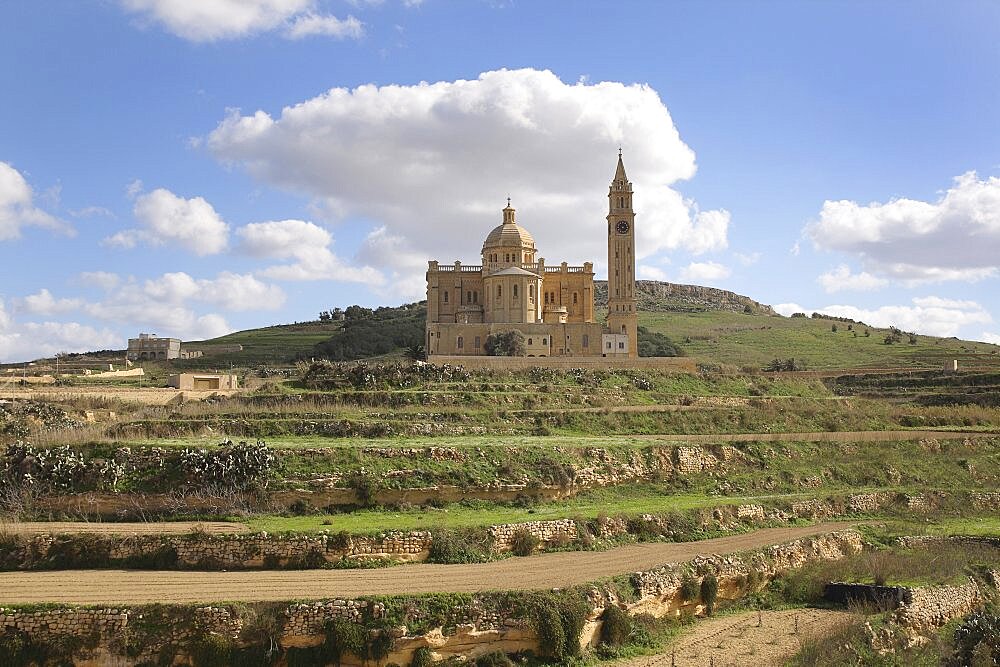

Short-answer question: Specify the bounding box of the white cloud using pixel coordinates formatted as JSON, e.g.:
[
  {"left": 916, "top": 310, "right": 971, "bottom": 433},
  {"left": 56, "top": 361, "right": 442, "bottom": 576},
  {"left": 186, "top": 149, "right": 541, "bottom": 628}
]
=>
[
  {"left": 807, "top": 171, "right": 1000, "bottom": 284},
  {"left": 817, "top": 264, "right": 888, "bottom": 293},
  {"left": 17, "top": 289, "right": 83, "bottom": 316},
  {"left": 120, "top": 0, "right": 361, "bottom": 42},
  {"left": 237, "top": 219, "right": 384, "bottom": 284},
  {"left": 0, "top": 162, "right": 70, "bottom": 240},
  {"left": 981, "top": 332, "right": 1000, "bottom": 345},
  {"left": 208, "top": 68, "right": 729, "bottom": 285},
  {"left": 0, "top": 271, "right": 273, "bottom": 361},
  {"left": 70, "top": 206, "right": 115, "bottom": 219},
  {"left": 105, "top": 188, "right": 229, "bottom": 255},
  {"left": 134, "top": 271, "right": 285, "bottom": 312},
  {"left": 79, "top": 271, "right": 121, "bottom": 291},
  {"left": 0, "top": 299, "right": 121, "bottom": 363},
  {"left": 734, "top": 251, "right": 761, "bottom": 266},
  {"left": 637, "top": 265, "right": 669, "bottom": 281},
  {"left": 776, "top": 297, "right": 992, "bottom": 338},
  {"left": 678, "top": 261, "right": 731, "bottom": 283},
  {"left": 790, "top": 241, "right": 801, "bottom": 256},
  {"left": 285, "top": 13, "right": 363, "bottom": 39}
]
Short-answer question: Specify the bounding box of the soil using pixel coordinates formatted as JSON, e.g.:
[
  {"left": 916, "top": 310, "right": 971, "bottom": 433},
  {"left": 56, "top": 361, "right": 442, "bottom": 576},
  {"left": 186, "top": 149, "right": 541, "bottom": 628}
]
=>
[
  {"left": 0, "top": 522, "right": 854, "bottom": 605},
  {"left": 622, "top": 608, "right": 853, "bottom": 667},
  {"left": 0, "top": 521, "right": 248, "bottom": 535}
]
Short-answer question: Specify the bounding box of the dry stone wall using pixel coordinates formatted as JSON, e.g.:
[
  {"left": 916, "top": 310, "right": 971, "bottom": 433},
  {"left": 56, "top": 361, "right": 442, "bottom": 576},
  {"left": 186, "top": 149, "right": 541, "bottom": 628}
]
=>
[
  {"left": 897, "top": 580, "right": 985, "bottom": 632},
  {"left": 488, "top": 519, "right": 578, "bottom": 551}
]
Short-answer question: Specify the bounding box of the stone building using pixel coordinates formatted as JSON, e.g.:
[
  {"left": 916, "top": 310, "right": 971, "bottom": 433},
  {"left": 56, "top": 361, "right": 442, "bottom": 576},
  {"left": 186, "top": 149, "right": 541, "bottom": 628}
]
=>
[
  {"left": 426, "top": 153, "right": 638, "bottom": 358},
  {"left": 127, "top": 333, "right": 180, "bottom": 361},
  {"left": 167, "top": 373, "right": 239, "bottom": 391}
]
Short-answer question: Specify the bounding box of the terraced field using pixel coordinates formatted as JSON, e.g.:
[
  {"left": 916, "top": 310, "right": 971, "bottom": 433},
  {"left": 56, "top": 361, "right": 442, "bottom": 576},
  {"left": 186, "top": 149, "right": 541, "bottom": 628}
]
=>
[{"left": 1, "top": 361, "right": 998, "bottom": 665}]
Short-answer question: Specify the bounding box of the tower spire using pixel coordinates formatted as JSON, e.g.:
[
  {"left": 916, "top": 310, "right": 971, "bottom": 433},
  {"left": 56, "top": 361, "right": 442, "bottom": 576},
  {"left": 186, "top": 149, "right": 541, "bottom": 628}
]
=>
[{"left": 614, "top": 151, "right": 628, "bottom": 182}]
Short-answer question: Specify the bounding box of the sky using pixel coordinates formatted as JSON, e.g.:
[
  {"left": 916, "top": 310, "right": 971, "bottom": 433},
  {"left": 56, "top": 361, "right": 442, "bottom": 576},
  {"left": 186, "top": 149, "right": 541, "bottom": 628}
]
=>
[{"left": 2, "top": 0, "right": 1000, "bottom": 362}]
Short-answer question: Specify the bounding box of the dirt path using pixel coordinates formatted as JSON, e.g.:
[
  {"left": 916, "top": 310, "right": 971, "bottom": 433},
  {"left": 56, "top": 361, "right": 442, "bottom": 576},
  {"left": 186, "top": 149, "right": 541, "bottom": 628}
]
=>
[
  {"left": 620, "top": 608, "right": 853, "bottom": 667},
  {"left": 0, "top": 521, "right": 248, "bottom": 535},
  {"left": 0, "top": 522, "right": 853, "bottom": 605},
  {"left": 635, "top": 429, "right": 994, "bottom": 443}
]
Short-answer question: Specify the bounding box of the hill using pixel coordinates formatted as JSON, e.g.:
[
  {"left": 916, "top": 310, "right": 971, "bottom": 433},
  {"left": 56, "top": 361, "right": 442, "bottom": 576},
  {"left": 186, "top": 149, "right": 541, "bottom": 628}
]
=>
[
  {"left": 17, "top": 282, "right": 998, "bottom": 372},
  {"left": 595, "top": 280, "right": 777, "bottom": 315},
  {"left": 172, "top": 280, "right": 999, "bottom": 371}
]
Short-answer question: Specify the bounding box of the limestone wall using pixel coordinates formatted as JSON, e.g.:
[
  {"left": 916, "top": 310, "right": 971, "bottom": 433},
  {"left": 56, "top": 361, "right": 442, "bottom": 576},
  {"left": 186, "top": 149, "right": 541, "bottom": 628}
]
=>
[
  {"left": 488, "top": 518, "right": 578, "bottom": 551},
  {"left": 897, "top": 580, "right": 984, "bottom": 631},
  {"left": 627, "top": 530, "right": 864, "bottom": 617}
]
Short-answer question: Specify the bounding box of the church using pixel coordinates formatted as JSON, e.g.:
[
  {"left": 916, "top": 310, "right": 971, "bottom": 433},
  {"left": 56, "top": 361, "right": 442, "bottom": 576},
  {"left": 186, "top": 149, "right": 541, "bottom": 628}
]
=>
[{"left": 425, "top": 152, "right": 638, "bottom": 359}]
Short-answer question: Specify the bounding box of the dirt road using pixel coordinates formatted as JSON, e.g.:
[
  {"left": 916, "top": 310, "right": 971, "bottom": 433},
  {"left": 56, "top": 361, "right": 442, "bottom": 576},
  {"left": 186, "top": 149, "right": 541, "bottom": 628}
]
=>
[
  {"left": 0, "top": 521, "right": 247, "bottom": 535},
  {"left": 621, "top": 608, "right": 852, "bottom": 667},
  {"left": 639, "top": 429, "right": 993, "bottom": 443},
  {"left": 0, "top": 523, "right": 853, "bottom": 605}
]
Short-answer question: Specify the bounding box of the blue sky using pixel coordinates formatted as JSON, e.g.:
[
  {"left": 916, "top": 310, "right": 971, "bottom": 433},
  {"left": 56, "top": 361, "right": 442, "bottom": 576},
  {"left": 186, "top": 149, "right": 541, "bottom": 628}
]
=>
[{"left": 2, "top": 0, "right": 1000, "bottom": 361}]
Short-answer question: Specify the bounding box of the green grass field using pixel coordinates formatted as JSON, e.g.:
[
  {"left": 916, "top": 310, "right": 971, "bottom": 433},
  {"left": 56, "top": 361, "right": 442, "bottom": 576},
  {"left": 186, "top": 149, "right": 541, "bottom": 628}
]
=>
[
  {"left": 638, "top": 310, "right": 1000, "bottom": 371},
  {"left": 244, "top": 486, "right": 812, "bottom": 534}
]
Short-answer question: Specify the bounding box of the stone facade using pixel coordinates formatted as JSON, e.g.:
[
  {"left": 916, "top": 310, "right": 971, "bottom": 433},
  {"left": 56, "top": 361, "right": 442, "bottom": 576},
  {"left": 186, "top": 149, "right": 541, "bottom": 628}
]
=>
[
  {"left": 426, "top": 154, "right": 638, "bottom": 359},
  {"left": 127, "top": 333, "right": 180, "bottom": 361}
]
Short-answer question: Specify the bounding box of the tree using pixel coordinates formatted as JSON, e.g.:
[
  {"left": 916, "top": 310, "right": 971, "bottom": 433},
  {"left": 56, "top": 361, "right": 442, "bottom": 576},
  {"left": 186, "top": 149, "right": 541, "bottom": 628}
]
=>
[
  {"left": 484, "top": 330, "right": 526, "bottom": 356},
  {"left": 404, "top": 344, "right": 426, "bottom": 362}
]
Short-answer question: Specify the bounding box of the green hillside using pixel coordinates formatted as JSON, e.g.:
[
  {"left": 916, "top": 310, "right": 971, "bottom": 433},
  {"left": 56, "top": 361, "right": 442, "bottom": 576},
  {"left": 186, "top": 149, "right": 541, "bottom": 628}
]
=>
[
  {"left": 639, "top": 310, "right": 1000, "bottom": 371},
  {"left": 167, "top": 282, "right": 1000, "bottom": 371}
]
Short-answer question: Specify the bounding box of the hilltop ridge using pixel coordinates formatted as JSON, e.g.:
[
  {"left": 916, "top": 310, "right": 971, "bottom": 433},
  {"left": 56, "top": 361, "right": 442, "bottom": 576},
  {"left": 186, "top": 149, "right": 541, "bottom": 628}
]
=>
[{"left": 595, "top": 280, "right": 777, "bottom": 315}]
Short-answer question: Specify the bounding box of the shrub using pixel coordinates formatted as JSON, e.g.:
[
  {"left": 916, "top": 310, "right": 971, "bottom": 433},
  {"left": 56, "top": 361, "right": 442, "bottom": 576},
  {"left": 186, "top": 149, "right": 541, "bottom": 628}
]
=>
[
  {"left": 700, "top": 574, "right": 719, "bottom": 615},
  {"left": 428, "top": 530, "right": 485, "bottom": 564},
  {"left": 600, "top": 605, "right": 633, "bottom": 646},
  {"left": 951, "top": 607, "right": 1000, "bottom": 667},
  {"left": 509, "top": 529, "right": 540, "bottom": 557},
  {"left": 323, "top": 618, "right": 367, "bottom": 666},
  {"left": 533, "top": 594, "right": 590, "bottom": 660},
  {"left": 485, "top": 330, "right": 526, "bottom": 357},
  {"left": 189, "top": 634, "right": 233, "bottom": 667},
  {"left": 680, "top": 572, "right": 700, "bottom": 602},
  {"left": 178, "top": 442, "right": 276, "bottom": 491},
  {"left": 410, "top": 646, "right": 434, "bottom": 667},
  {"left": 474, "top": 650, "right": 514, "bottom": 667}
]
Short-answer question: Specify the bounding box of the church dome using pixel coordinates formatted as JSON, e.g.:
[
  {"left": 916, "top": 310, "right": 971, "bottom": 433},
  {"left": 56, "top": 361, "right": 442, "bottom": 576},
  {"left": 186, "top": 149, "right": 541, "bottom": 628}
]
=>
[{"left": 482, "top": 202, "right": 536, "bottom": 252}]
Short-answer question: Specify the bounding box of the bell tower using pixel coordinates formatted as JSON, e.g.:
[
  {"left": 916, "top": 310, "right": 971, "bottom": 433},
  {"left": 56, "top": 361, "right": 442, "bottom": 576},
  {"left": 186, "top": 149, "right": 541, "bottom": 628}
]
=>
[{"left": 607, "top": 150, "right": 638, "bottom": 357}]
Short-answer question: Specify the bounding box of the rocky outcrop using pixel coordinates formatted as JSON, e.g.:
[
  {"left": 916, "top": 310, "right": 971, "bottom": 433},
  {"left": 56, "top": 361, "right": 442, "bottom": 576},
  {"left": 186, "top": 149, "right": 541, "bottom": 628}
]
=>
[{"left": 594, "top": 280, "right": 777, "bottom": 315}]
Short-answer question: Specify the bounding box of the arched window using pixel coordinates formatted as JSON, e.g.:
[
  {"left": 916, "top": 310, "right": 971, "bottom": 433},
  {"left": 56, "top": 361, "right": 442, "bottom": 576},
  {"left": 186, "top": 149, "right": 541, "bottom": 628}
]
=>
[
  {"left": 443, "top": 291, "right": 449, "bottom": 304},
  {"left": 467, "top": 291, "right": 471, "bottom": 303},
  {"left": 497, "top": 285, "right": 502, "bottom": 298},
  {"left": 473, "top": 291, "right": 478, "bottom": 304},
  {"left": 457, "top": 336, "right": 463, "bottom": 349},
  {"left": 573, "top": 292, "right": 578, "bottom": 305},
  {"left": 621, "top": 325, "right": 626, "bottom": 334},
  {"left": 528, "top": 338, "right": 533, "bottom": 345},
  {"left": 544, "top": 292, "right": 549, "bottom": 304},
  {"left": 542, "top": 338, "right": 547, "bottom": 345},
  {"left": 513, "top": 284, "right": 518, "bottom": 297},
  {"left": 582, "top": 334, "right": 589, "bottom": 348}
]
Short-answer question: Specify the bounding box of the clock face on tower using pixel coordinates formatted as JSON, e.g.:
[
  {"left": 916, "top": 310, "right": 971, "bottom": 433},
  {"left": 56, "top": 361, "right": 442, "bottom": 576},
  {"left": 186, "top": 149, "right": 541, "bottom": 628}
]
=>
[{"left": 616, "top": 220, "right": 630, "bottom": 234}]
